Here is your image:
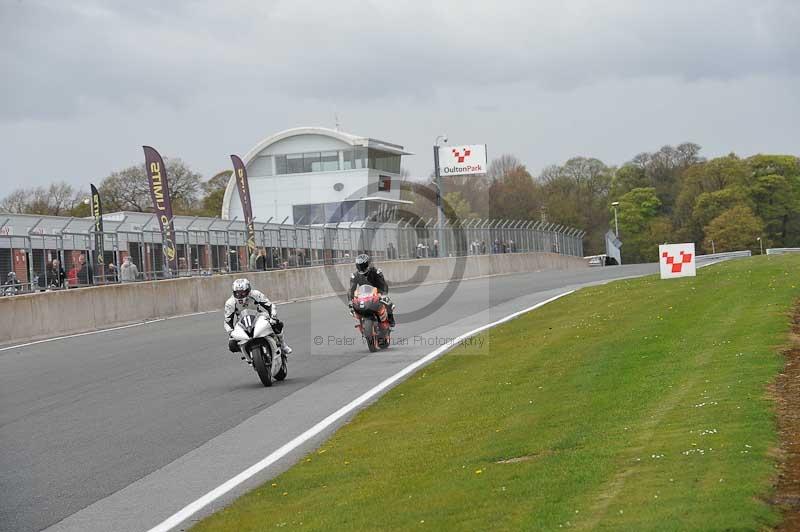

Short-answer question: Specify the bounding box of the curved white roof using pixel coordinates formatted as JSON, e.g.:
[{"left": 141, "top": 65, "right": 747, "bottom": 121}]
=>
[{"left": 221, "top": 127, "right": 410, "bottom": 219}]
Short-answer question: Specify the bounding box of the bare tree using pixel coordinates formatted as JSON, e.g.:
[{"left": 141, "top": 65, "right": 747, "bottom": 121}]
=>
[
  {"left": 46, "top": 182, "right": 80, "bottom": 216},
  {"left": 0, "top": 181, "right": 82, "bottom": 216},
  {"left": 488, "top": 154, "right": 524, "bottom": 179},
  {"left": 99, "top": 158, "right": 203, "bottom": 214},
  {"left": 0, "top": 189, "right": 31, "bottom": 213}
]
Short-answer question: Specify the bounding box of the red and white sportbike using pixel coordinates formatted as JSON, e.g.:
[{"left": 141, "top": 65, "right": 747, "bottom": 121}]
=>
[{"left": 351, "top": 284, "right": 392, "bottom": 352}]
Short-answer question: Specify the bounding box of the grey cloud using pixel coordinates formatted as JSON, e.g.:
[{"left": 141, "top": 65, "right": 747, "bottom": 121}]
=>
[{"left": 2, "top": 0, "right": 799, "bottom": 123}]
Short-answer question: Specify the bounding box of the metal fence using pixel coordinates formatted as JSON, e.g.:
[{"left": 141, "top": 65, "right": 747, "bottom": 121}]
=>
[
  {"left": 0, "top": 214, "right": 585, "bottom": 295},
  {"left": 766, "top": 248, "right": 800, "bottom": 255}
]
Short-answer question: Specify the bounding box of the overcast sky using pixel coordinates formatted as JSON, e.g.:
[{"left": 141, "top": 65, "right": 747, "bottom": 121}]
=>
[{"left": 1, "top": 0, "right": 799, "bottom": 191}]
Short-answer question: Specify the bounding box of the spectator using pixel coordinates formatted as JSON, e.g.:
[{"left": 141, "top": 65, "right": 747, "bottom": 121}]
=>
[
  {"left": 432, "top": 239, "right": 440, "bottom": 258},
  {"left": 493, "top": 239, "right": 502, "bottom": 254},
  {"left": 120, "top": 256, "right": 139, "bottom": 282},
  {"left": 481, "top": 240, "right": 487, "bottom": 254},
  {"left": 509, "top": 239, "right": 516, "bottom": 253},
  {"left": 4, "top": 271, "right": 21, "bottom": 295},
  {"left": 106, "top": 262, "right": 119, "bottom": 283},
  {"left": 386, "top": 242, "right": 397, "bottom": 260},
  {"left": 255, "top": 249, "right": 267, "bottom": 270},
  {"left": 416, "top": 242, "right": 424, "bottom": 259},
  {"left": 74, "top": 253, "right": 92, "bottom": 286},
  {"left": 249, "top": 250, "right": 258, "bottom": 271},
  {"left": 47, "top": 259, "right": 66, "bottom": 289}
]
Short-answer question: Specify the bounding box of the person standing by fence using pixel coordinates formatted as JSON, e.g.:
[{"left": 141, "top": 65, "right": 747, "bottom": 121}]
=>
[
  {"left": 48, "top": 259, "right": 66, "bottom": 289},
  {"left": 120, "top": 256, "right": 139, "bottom": 282}
]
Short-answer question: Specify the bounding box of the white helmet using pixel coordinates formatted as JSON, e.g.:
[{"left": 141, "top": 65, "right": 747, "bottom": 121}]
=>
[{"left": 232, "top": 278, "right": 251, "bottom": 304}]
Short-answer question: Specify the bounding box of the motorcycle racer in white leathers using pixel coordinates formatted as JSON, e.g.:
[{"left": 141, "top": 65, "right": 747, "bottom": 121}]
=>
[{"left": 224, "top": 278, "right": 292, "bottom": 356}]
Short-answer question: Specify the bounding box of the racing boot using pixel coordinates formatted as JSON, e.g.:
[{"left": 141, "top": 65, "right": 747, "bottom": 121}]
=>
[{"left": 278, "top": 334, "right": 293, "bottom": 355}]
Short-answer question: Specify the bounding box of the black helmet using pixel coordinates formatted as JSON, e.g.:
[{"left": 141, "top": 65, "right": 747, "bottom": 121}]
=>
[{"left": 355, "top": 254, "right": 370, "bottom": 273}]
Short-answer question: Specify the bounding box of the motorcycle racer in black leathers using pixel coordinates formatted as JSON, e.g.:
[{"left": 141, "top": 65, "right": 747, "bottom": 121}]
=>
[{"left": 348, "top": 254, "right": 395, "bottom": 327}]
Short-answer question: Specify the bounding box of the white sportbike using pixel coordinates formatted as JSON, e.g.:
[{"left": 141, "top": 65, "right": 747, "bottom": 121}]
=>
[{"left": 230, "top": 309, "right": 288, "bottom": 387}]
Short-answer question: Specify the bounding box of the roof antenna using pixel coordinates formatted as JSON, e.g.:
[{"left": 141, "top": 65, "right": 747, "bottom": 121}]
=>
[{"left": 334, "top": 112, "right": 341, "bottom": 132}]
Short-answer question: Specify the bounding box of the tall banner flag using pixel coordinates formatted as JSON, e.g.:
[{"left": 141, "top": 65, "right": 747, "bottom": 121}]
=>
[
  {"left": 230, "top": 154, "right": 257, "bottom": 254},
  {"left": 90, "top": 184, "right": 105, "bottom": 269},
  {"left": 143, "top": 146, "right": 179, "bottom": 272}
]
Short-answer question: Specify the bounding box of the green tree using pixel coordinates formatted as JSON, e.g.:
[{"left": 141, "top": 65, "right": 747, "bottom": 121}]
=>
[
  {"left": 630, "top": 142, "right": 702, "bottom": 213},
  {"left": 611, "top": 164, "right": 648, "bottom": 199},
  {"left": 616, "top": 187, "right": 663, "bottom": 263},
  {"left": 748, "top": 173, "right": 795, "bottom": 244},
  {"left": 488, "top": 165, "right": 542, "bottom": 220},
  {"left": 195, "top": 170, "right": 232, "bottom": 217},
  {"left": 747, "top": 154, "right": 800, "bottom": 179},
  {"left": 539, "top": 157, "right": 613, "bottom": 255},
  {"left": 674, "top": 154, "right": 749, "bottom": 229},
  {"left": 703, "top": 205, "right": 765, "bottom": 253},
  {"left": 443, "top": 191, "right": 475, "bottom": 222}
]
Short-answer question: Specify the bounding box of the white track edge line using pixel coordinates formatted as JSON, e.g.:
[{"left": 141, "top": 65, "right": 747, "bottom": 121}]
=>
[
  {"left": 0, "top": 320, "right": 164, "bottom": 352},
  {"left": 146, "top": 289, "right": 575, "bottom": 532}
]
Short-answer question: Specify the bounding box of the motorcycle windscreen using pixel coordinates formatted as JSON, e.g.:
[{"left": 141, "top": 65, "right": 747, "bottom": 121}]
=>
[
  {"left": 355, "top": 284, "right": 376, "bottom": 297},
  {"left": 253, "top": 315, "right": 274, "bottom": 338}
]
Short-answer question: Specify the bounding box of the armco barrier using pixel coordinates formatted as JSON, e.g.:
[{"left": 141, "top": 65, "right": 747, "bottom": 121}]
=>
[
  {"left": 0, "top": 252, "right": 587, "bottom": 345},
  {"left": 695, "top": 250, "right": 752, "bottom": 263},
  {"left": 767, "top": 248, "right": 800, "bottom": 255}
]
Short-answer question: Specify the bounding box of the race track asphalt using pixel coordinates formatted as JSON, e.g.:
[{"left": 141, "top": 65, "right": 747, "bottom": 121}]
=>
[{"left": 0, "top": 264, "right": 656, "bottom": 532}]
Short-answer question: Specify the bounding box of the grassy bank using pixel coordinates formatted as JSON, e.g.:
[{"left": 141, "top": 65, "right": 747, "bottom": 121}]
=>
[{"left": 193, "top": 256, "right": 800, "bottom": 531}]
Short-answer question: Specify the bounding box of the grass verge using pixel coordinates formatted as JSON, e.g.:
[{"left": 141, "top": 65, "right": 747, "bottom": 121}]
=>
[{"left": 193, "top": 255, "right": 800, "bottom": 531}]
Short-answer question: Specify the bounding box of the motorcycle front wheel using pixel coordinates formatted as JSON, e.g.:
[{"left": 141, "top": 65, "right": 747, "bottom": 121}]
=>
[
  {"left": 364, "top": 319, "right": 379, "bottom": 353},
  {"left": 252, "top": 344, "right": 274, "bottom": 387}
]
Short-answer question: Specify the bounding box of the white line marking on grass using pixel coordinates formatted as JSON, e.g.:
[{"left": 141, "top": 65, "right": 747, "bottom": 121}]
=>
[{"left": 146, "top": 289, "right": 575, "bottom": 532}]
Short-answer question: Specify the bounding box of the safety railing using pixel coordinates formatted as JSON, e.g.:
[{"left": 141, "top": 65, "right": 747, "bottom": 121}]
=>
[
  {"left": 695, "top": 250, "right": 752, "bottom": 263},
  {"left": 0, "top": 216, "right": 585, "bottom": 295},
  {"left": 766, "top": 248, "right": 800, "bottom": 255}
]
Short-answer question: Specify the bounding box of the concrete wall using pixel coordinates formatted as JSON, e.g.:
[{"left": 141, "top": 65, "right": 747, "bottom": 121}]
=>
[{"left": 0, "top": 252, "right": 586, "bottom": 345}]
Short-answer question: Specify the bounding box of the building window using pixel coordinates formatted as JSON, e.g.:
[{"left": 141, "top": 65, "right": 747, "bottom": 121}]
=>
[
  {"left": 342, "top": 148, "right": 367, "bottom": 170},
  {"left": 293, "top": 204, "right": 310, "bottom": 224},
  {"left": 321, "top": 151, "right": 339, "bottom": 171},
  {"left": 303, "top": 152, "right": 321, "bottom": 173},
  {"left": 355, "top": 147, "right": 368, "bottom": 169},
  {"left": 341, "top": 200, "right": 364, "bottom": 222},
  {"left": 276, "top": 148, "right": 377, "bottom": 175},
  {"left": 287, "top": 153, "right": 303, "bottom": 174},
  {"left": 324, "top": 202, "right": 342, "bottom": 223},
  {"left": 367, "top": 149, "right": 401, "bottom": 173},
  {"left": 275, "top": 155, "right": 287, "bottom": 174},
  {"left": 342, "top": 149, "right": 354, "bottom": 170}
]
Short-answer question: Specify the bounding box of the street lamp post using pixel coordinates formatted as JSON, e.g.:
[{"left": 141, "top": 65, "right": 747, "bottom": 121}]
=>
[
  {"left": 611, "top": 201, "right": 620, "bottom": 237},
  {"left": 433, "top": 134, "right": 448, "bottom": 257}
]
